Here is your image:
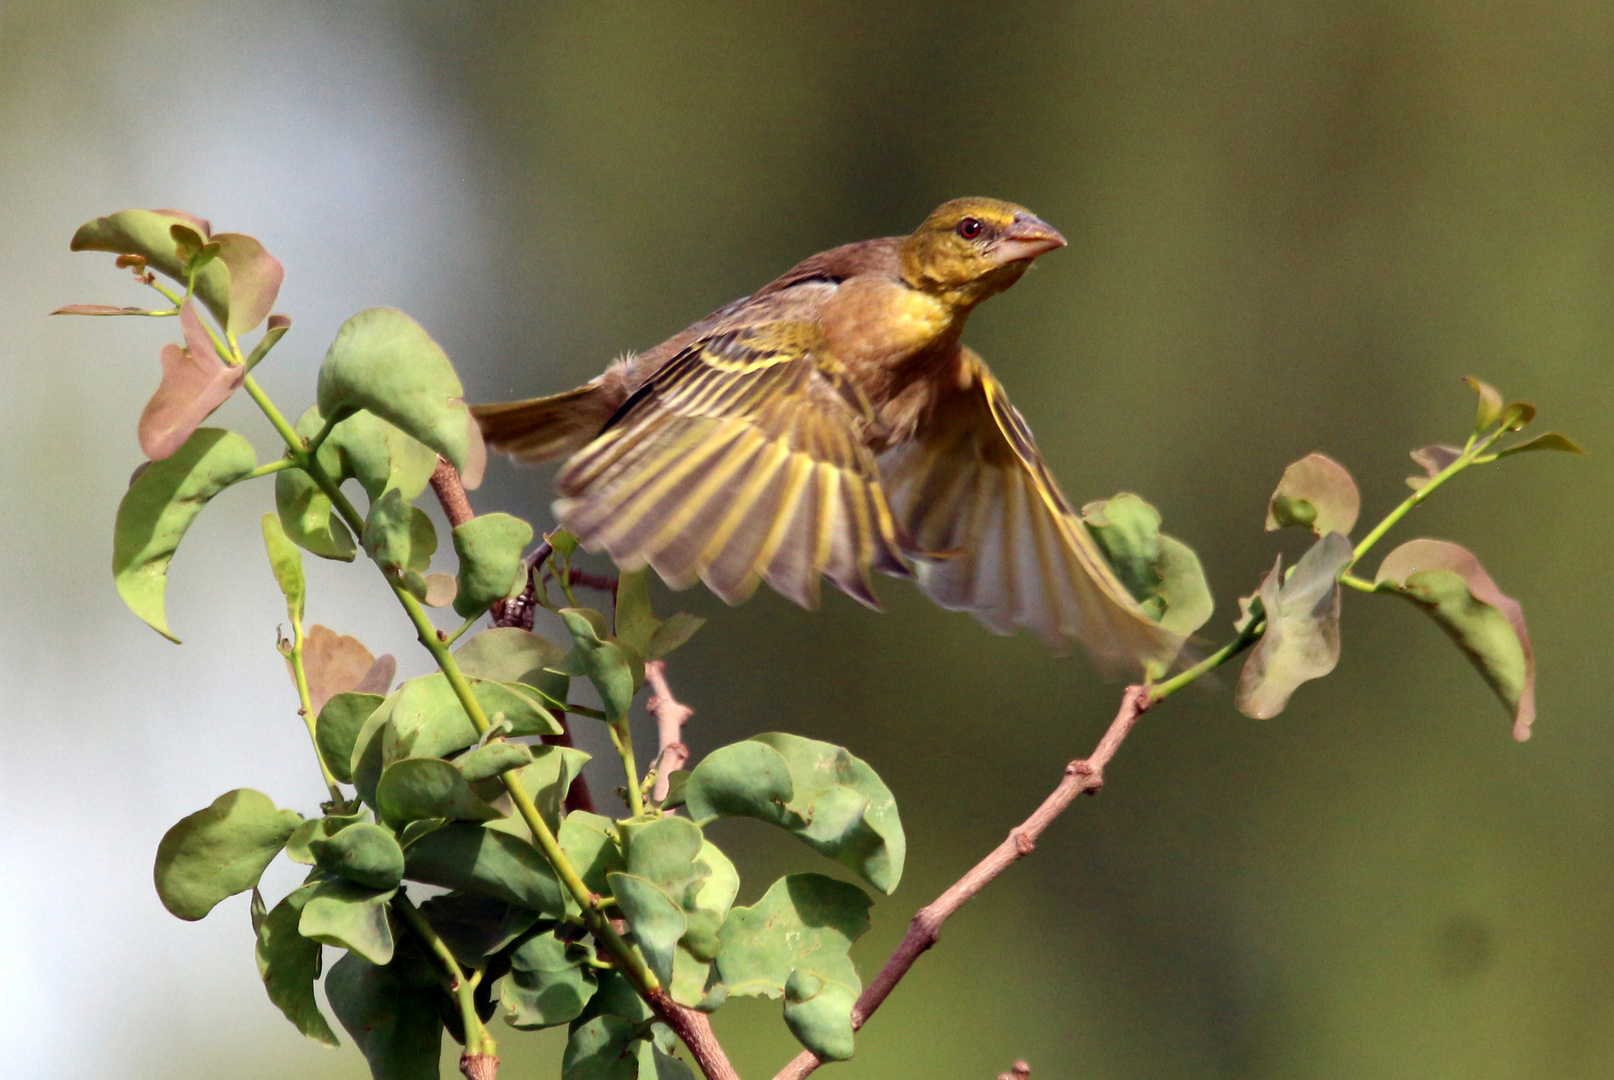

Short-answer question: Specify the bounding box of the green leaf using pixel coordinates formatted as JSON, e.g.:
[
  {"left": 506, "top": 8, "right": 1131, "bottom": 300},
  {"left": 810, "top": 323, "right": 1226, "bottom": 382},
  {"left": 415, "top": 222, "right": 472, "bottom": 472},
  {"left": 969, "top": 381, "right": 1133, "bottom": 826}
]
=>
[
  {"left": 559, "top": 812, "right": 624, "bottom": 896},
  {"left": 456, "top": 626, "right": 570, "bottom": 708},
  {"left": 558, "top": 608, "right": 638, "bottom": 719},
  {"left": 645, "top": 613, "right": 705, "bottom": 662},
  {"left": 418, "top": 892, "right": 544, "bottom": 970},
  {"left": 608, "top": 872, "right": 687, "bottom": 988},
  {"left": 260, "top": 512, "right": 306, "bottom": 624},
  {"left": 275, "top": 468, "right": 356, "bottom": 562},
  {"left": 255, "top": 882, "right": 338, "bottom": 1046},
  {"left": 245, "top": 314, "right": 292, "bottom": 369},
  {"left": 378, "top": 674, "right": 558, "bottom": 777},
  {"left": 316, "top": 692, "right": 386, "bottom": 785},
  {"left": 614, "top": 569, "right": 658, "bottom": 652},
  {"left": 1374, "top": 539, "right": 1536, "bottom": 741},
  {"left": 452, "top": 513, "right": 535, "bottom": 617},
  {"left": 501, "top": 929, "right": 598, "bottom": 1030},
  {"left": 1495, "top": 431, "right": 1586, "bottom": 458},
  {"left": 1501, "top": 401, "right": 1536, "bottom": 432},
  {"left": 563, "top": 1015, "right": 640, "bottom": 1080},
  {"left": 139, "top": 301, "right": 246, "bottom": 460},
  {"left": 327, "top": 950, "right": 444, "bottom": 1080},
  {"left": 487, "top": 745, "right": 593, "bottom": 840},
  {"left": 682, "top": 841, "right": 739, "bottom": 964},
  {"left": 404, "top": 823, "right": 565, "bottom": 915},
  {"left": 1464, "top": 376, "right": 1504, "bottom": 433},
  {"left": 684, "top": 733, "right": 905, "bottom": 894},
  {"left": 113, "top": 428, "right": 256, "bottom": 641},
  {"left": 713, "top": 873, "right": 872, "bottom": 1062},
  {"left": 619, "top": 816, "right": 707, "bottom": 895},
  {"left": 638, "top": 1045, "right": 696, "bottom": 1080},
  {"left": 319, "top": 406, "right": 440, "bottom": 504},
  {"left": 1263, "top": 453, "right": 1361, "bottom": 537},
  {"left": 286, "top": 810, "right": 370, "bottom": 865},
  {"left": 1080, "top": 493, "right": 1213, "bottom": 665},
  {"left": 376, "top": 757, "right": 505, "bottom": 827},
  {"left": 1235, "top": 532, "right": 1353, "bottom": 719},
  {"left": 154, "top": 789, "right": 302, "bottom": 920},
  {"left": 422, "top": 572, "right": 458, "bottom": 607},
  {"left": 308, "top": 822, "right": 406, "bottom": 890},
  {"left": 315, "top": 307, "right": 485, "bottom": 482},
  {"left": 362, "top": 487, "right": 437, "bottom": 576},
  {"left": 456, "top": 741, "right": 534, "bottom": 783},
  {"left": 549, "top": 528, "right": 580, "bottom": 560},
  {"left": 70, "top": 210, "right": 232, "bottom": 330},
  {"left": 298, "top": 878, "right": 397, "bottom": 964}
]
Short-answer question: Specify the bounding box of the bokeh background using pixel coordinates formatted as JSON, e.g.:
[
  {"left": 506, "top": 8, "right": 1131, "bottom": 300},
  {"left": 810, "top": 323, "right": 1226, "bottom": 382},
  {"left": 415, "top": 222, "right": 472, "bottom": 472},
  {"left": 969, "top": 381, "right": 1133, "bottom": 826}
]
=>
[{"left": 3, "top": 2, "right": 1611, "bottom": 1077}]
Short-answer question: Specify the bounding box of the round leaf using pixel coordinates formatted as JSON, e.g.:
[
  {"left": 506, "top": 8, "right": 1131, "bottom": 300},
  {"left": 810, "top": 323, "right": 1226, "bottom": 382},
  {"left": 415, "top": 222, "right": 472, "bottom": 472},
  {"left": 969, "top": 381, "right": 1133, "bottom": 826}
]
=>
[
  {"left": 255, "top": 882, "right": 338, "bottom": 1046},
  {"left": 403, "top": 823, "right": 565, "bottom": 915},
  {"left": 1264, "top": 453, "right": 1361, "bottom": 537},
  {"left": 298, "top": 879, "right": 397, "bottom": 964},
  {"left": 452, "top": 513, "right": 535, "bottom": 617},
  {"left": 326, "top": 951, "right": 444, "bottom": 1080},
  {"left": 308, "top": 822, "right": 405, "bottom": 890},
  {"left": 376, "top": 757, "right": 506, "bottom": 827},
  {"left": 315, "top": 307, "right": 480, "bottom": 476},
  {"left": 154, "top": 789, "right": 302, "bottom": 920}
]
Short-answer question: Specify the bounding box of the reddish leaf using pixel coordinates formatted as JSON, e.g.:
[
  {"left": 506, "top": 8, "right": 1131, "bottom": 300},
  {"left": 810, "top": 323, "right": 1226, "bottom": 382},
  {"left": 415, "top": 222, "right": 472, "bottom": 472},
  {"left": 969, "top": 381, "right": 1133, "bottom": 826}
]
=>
[
  {"left": 50, "top": 304, "right": 148, "bottom": 316},
  {"left": 298, "top": 626, "right": 395, "bottom": 717},
  {"left": 1407, "top": 445, "right": 1464, "bottom": 490},
  {"left": 137, "top": 301, "right": 245, "bottom": 460},
  {"left": 1265, "top": 453, "right": 1360, "bottom": 537},
  {"left": 1375, "top": 539, "right": 1535, "bottom": 741},
  {"left": 213, "top": 232, "right": 285, "bottom": 334}
]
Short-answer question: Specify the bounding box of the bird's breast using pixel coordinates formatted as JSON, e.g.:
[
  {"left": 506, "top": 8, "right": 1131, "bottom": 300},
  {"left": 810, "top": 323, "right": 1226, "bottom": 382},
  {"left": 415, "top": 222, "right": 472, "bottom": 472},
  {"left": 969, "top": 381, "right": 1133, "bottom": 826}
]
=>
[{"left": 819, "top": 277, "right": 957, "bottom": 376}]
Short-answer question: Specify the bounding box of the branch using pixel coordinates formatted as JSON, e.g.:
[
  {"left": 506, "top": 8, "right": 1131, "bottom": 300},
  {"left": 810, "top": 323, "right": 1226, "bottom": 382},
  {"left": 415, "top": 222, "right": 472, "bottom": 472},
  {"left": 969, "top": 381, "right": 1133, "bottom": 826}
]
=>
[
  {"left": 772, "top": 684, "right": 1155, "bottom": 1080},
  {"left": 650, "top": 994, "right": 741, "bottom": 1080},
  {"left": 645, "top": 659, "right": 694, "bottom": 802}
]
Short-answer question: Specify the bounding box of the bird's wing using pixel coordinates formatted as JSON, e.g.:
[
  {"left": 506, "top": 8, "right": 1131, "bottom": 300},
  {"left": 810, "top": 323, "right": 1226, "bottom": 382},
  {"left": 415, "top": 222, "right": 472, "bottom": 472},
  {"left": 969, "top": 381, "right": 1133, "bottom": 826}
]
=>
[
  {"left": 878, "top": 349, "right": 1183, "bottom": 673},
  {"left": 556, "top": 321, "right": 912, "bottom": 609}
]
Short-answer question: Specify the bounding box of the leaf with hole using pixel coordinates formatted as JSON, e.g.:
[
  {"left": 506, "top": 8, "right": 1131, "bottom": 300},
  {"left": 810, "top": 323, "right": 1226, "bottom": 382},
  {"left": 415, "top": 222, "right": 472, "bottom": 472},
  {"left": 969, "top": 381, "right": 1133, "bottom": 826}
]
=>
[
  {"left": 1235, "top": 532, "right": 1353, "bottom": 719},
  {"left": 113, "top": 428, "right": 256, "bottom": 641},
  {"left": 154, "top": 789, "right": 302, "bottom": 921},
  {"left": 712, "top": 873, "right": 872, "bottom": 1062},
  {"left": 684, "top": 733, "right": 905, "bottom": 894},
  {"left": 1375, "top": 539, "right": 1536, "bottom": 740}
]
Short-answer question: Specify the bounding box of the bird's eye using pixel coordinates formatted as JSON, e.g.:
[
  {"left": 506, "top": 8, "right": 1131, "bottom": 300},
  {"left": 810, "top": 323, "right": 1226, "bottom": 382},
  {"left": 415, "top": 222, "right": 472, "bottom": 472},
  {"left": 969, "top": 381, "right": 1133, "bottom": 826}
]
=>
[{"left": 957, "top": 217, "right": 984, "bottom": 240}]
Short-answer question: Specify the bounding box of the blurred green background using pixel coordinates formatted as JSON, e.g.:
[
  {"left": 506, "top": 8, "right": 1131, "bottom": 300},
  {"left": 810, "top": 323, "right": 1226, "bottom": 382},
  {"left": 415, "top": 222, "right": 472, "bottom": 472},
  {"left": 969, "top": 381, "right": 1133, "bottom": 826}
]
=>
[{"left": 3, "top": 1, "right": 1611, "bottom": 1077}]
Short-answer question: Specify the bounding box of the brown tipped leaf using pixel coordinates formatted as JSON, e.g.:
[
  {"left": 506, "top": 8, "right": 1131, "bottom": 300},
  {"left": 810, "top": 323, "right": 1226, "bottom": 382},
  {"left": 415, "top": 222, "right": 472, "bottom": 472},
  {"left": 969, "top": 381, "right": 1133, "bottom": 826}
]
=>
[{"left": 1374, "top": 539, "right": 1535, "bottom": 741}]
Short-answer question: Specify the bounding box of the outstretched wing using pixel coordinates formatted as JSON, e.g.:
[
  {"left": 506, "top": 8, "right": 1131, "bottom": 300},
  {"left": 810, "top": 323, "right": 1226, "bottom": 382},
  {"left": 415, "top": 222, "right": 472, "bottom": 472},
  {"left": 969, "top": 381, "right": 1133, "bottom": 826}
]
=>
[
  {"left": 556, "top": 322, "right": 912, "bottom": 608},
  {"left": 878, "top": 349, "right": 1182, "bottom": 672}
]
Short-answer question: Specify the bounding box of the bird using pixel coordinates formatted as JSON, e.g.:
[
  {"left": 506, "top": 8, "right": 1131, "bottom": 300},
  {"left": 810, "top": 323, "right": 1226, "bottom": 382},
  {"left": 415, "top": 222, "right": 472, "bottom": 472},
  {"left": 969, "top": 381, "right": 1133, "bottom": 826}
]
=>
[{"left": 472, "top": 198, "right": 1180, "bottom": 672}]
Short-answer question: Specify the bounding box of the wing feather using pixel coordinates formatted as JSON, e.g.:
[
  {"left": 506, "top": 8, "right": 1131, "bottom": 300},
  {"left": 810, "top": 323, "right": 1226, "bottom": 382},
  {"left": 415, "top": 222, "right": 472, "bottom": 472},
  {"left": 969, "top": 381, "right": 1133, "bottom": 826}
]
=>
[
  {"left": 554, "top": 321, "right": 911, "bottom": 609},
  {"left": 879, "top": 349, "right": 1183, "bottom": 673}
]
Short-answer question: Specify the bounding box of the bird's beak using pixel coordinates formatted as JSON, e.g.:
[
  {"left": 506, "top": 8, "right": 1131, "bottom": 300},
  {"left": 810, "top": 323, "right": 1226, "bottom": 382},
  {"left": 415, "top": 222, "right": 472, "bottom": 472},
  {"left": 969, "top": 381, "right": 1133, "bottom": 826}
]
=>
[{"left": 989, "top": 214, "right": 1068, "bottom": 265}]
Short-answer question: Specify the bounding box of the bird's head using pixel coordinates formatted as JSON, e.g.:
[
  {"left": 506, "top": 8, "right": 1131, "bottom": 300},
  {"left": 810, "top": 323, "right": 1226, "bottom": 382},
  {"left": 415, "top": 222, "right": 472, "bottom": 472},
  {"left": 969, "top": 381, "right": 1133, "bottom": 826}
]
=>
[{"left": 898, "top": 197, "right": 1067, "bottom": 308}]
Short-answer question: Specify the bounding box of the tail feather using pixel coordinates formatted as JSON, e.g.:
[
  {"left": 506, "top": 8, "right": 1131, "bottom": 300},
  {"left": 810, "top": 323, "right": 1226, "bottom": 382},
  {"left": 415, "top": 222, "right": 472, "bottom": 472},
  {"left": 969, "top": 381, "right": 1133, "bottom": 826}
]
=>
[{"left": 472, "top": 382, "right": 621, "bottom": 464}]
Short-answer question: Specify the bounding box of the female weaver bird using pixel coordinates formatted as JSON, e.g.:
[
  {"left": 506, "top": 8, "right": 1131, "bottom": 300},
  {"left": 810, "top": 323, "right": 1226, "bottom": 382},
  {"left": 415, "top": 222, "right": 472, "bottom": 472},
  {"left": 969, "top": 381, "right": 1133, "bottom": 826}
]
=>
[{"left": 473, "top": 198, "right": 1180, "bottom": 672}]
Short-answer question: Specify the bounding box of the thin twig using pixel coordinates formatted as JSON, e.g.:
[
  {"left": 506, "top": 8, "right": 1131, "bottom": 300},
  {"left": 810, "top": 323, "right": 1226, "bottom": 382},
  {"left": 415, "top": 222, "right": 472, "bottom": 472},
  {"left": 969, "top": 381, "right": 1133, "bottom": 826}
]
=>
[
  {"left": 772, "top": 685, "right": 1155, "bottom": 1080},
  {"left": 646, "top": 659, "right": 694, "bottom": 802},
  {"left": 650, "top": 995, "right": 740, "bottom": 1080}
]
